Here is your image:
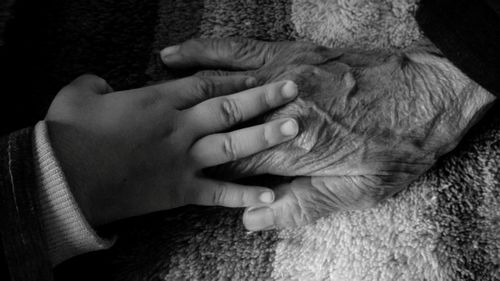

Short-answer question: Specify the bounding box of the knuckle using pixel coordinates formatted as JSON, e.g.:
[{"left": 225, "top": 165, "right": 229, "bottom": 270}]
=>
[
  {"left": 213, "top": 182, "right": 228, "bottom": 205},
  {"left": 261, "top": 125, "right": 273, "bottom": 148},
  {"left": 227, "top": 38, "right": 250, "bottom": 58},
  {"left": 239, "top": 191, "right": 248, "bottom": 206},
  {"left": 227, "top": 38, "right": 266, "bottom": 67},
  {"left": 222, "top": 134, "right": 239, "bottom": 161},
  {"left": 263, "top": 43, "right": 277, "bottom": 65},
  {"left": 194, "top": 76, "right": 218, "bottom": 99},
  {"left": 220, "top": 98, "right": 243, "bottom": 125},
  {"left": 139, "top": 87, "right": 163, "bottom": 109},
  {"left": 192, "top": 76, "right": 208, "bottom": 92},
  {"left": 261, "top": 87, "right": 274, "bottom": 109}
]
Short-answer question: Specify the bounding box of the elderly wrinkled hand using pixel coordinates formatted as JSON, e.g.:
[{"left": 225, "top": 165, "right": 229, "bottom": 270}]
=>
[{"left": 161, "top": 38, "right": 496, "bottom": 231}]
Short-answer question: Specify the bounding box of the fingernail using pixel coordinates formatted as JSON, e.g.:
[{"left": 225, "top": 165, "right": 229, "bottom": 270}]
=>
[
  {"left": 259, "top": 191, "right": 274, "bottom": 203},
  {"left": 280, "top": 119, "right": 299, "bottom": 136},
  {"left": 160, "top": 45, "right": 180, "bottom": 59},
  {"left": 245, "top": 207, "right": 275, "bottom": 231},
  {"left": 281, "top": 81, "right": 298, "bottom": 99},
  {"left": 245, "top": 77, "right": 257, "bottom": 87}
]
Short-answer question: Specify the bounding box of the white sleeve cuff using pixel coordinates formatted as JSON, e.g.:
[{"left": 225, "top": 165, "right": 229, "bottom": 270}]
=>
[{"left": 33, "top": 121, "right": 115, "bottom": 266}]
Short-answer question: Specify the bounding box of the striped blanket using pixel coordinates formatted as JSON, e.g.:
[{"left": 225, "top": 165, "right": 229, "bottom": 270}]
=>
[{"left": 3, "top": 0, "right": 499, "bottom": 280}]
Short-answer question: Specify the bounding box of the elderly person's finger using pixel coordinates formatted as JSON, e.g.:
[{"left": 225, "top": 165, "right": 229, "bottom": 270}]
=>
[
  {"left": 242, "top": 175, "right": 392, "bottom": 231},
  {"left": 190, "top": 118, "right": 298, "bottom": 167},
  {"left": 182, "top": 80, "right": 298, "bottom": 138},
  {"left": 160, "top": 38, "right": 287, "bottom": 69},
  {"left": 185, "top": 179, "right": 275, "bottom": 207},
  {"left": 242, "top": 184, "right": 301, "bottom": 231},
  {"left": 242, "top": 177, "right": 314, "bottom": 231},
  {"left": 194, "top": 69, "right": 245, "bottom": 77},
  {"left": 242, "top": 176, "right": 367, "bottom": 231}
]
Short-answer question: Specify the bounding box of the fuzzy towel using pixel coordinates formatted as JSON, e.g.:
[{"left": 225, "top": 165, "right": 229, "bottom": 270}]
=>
[{"left": 2, "top": 0, "right": 499, "bottom": 280}]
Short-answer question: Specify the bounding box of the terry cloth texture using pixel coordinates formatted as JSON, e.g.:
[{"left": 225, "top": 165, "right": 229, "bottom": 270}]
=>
[{"left": 1, "top": 0, "right": 498, "bottom": 280}]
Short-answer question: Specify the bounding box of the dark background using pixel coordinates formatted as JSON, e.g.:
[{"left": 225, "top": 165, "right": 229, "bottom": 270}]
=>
[{"left": 0, "top": 0, "right": 160, "bottom": 135}]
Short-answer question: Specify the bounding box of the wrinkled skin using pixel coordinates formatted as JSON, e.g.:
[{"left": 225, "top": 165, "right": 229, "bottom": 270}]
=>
[{"left": 165, "top": 39, "right": 496, "bottom": 230}]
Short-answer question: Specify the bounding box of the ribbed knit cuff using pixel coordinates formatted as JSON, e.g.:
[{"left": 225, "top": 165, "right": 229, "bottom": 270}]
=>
[{"left": 33, "top": 121, "right": 115, "bottom": 266}]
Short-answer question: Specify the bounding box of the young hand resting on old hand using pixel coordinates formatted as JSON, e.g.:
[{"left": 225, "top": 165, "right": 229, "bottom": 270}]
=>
[
  {"left": 45, "top": 73, "right": 299, "bottom": 227},
  {"left": 157, "top": 38, "right": 495, "bottom": 232}
]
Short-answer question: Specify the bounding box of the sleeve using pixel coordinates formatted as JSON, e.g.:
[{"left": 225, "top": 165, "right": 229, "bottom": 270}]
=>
[
  {"left": 416, "top": 0, "right": 500, "bottom": 97},
  {"left": 33, "top": 121, "right": 115, "bottom": 266},
  {"left": 0, "top": 128, "right": 54, "bottom": 281}
]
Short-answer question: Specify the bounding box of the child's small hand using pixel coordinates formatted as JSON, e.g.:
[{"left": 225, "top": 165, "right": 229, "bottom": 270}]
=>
[{"left": 46, "top": 74, "right": 298, "bottom": 226}]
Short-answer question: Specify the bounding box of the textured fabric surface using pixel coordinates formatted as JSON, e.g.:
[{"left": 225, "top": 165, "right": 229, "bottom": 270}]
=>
[
  {"left": 291, "top": 0, "right": 423, "bottom": 49},
  {"left": 0, "top": 128, "right": 53, "bottom": 281},
  {"left": 1, "top": 0, "right": 498, "bottom": 280},
  {"left": 34, "top": 121, "right": 114, "bottom": 265}
]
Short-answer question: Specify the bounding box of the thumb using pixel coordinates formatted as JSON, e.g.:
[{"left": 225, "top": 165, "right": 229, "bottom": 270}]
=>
[{"left": 65, "top": 74, "right": 113, "bottom": 96}]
